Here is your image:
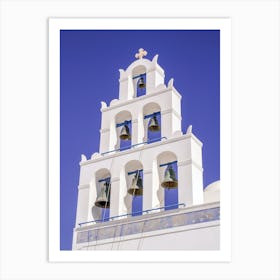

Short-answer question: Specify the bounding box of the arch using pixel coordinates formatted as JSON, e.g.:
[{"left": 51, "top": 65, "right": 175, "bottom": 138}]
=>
[
  {"left": 124, "top": 160, "right": 144, "bottom": 216},
  {"left": 125, "top": 58, "right": 152, "bottom": 74},
  {"left": 157, "top": 151, "right": 177, "bottom": 165},
  {"left": 118, "top": 55, "right": 164, "bottom": 101},
  {"left": 156, "top": 151, "right": 178, "bottom": 210},
  {"left": 143, "top": 102, "right": 161, "bottom": 116},
  {"left": 114, "top": 110, "right": 132, "bottom": 151},
  {"left": 115, "top": 110, "right": 132, "bottom": 124},
  {"left": 132, "top": 65, "right": 146, "bottom": 77},
  {"left": 143, "top": 102, "right": 161, "bottom": 143},
  {"left": 91, "top": 168, "right": 111, "bottom": 222},
  {"left": 95, "top": 168, "right": 111, "bottom": 180}
]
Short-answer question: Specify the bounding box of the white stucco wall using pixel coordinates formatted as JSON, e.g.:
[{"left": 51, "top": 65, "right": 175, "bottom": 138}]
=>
[
  {"left": 75, "top": 132, "right": 204, "bottom": 227},
  {"left": 99, "top": 87, "right": 182, "bottom": 153},
  {"left": 73, "top": 54, "right": 218, "bottom": 251},
  {"left": 73, "top": 202, "right": 220, "bottom": 250},
  {"left": 83, "top": 222, "right": 220, "bottom": 250}
]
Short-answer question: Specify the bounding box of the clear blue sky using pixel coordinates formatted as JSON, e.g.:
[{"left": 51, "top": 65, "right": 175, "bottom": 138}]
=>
[{"left": 60, "top": 30, "right": 220, "bottom": 250}]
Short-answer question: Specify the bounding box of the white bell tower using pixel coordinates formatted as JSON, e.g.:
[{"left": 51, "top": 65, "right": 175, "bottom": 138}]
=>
[{"left": 72, "top": 49, "right": 210, "bottom": 250}]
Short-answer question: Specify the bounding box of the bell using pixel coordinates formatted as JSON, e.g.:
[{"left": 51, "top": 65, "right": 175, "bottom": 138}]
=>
[
  {"left": 127, "top": 172, "right": 143, "bottom": 196},
  {"left": 161, "top": 165, "right": 178, "bottom": 189},
  {"left": 95, "top": 181, "right": 110, "bottom": 208},
  {"left": 148, "top": 115, "right": 160, "bottom": 132},
  {"left": 138, "top": 77, "right": 145, "bottom": 89},
  {"left": 119, "top": 124, "right": 131, "bottom": 140}
]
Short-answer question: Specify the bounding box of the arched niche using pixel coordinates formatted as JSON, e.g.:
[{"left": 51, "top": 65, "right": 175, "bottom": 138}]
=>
[
  {"left": 114, "top": 110, "right": 132, "bottom": 151},
  {"left": 132, "top": 65, "right": 147, "bottom": 97},
  {"left": 143, "top": 102, "right": 161, "bottom": 143},
  {"left": 156, "top": 151, "right": 178, "bottom": 210},
  {"left": 124, "top": 160, "right": 144, "bottom": 216},
  {"left": 92, "top": 168, "right": 111, "bottom": 222},
  {"left": 118, "top": 55, "right": 164, "bottom": 101}
]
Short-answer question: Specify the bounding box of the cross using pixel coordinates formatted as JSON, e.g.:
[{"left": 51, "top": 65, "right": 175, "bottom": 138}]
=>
[{"left": 135, "top": 48, "right": 147, "bottom": 59}]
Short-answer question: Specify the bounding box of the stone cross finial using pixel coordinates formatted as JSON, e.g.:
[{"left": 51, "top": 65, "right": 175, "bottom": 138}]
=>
[{"left": 135, "top": 48, "right": 147, "bottom": 59}]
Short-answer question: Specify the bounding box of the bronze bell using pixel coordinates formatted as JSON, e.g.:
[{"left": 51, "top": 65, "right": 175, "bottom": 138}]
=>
[
  {"left": 95, "top": 181, "right": 110, "bottom": 208},
  {"left": 119, "top": 124, "right": 131, "bottom": 140},
  {"left": 127, "top": 172, "right": 143, "bottom": 196},
  {"left": 148, "top": 115, "right": 160, "bottom": 132},
  {"left": 138, "top": 77, "right": 145, "bottom": 89},
  {"left": 161, "top": 165, "right": 178, "bottom": 189}
]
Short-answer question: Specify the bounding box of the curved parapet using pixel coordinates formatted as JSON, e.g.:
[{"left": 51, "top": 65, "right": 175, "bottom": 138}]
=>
[
  {"left": 204, "top": 180, "right": 220, "bottom": 203},
  {"left": 186, "top": 125, "right": 192, "bottom": 134},
  {"left": 152, "top": 54, "right": 159, "bottom": 64},
  {"left": 80, "top": 154, "right": 87, "bottom": 163},
  {"left": 100, "top": 101, "right": 107, "bottom": 110},
  {"left": 110, "top": 99, "right": 119, "bottom": 106},
  {"left": 118, "top": 51, "right": 166, "bottom": 100},
  {"left": 123, "top": 54, "right": 164, "bottom": 81},
  {"left": 172, "top": 130, "right": 183, "bottom": 137},
  {"left": 167, "top": 78, "right": 174, "bottom": 88},
  {"left": 91, "top": 152, "right": 102, "bottom": 160}
]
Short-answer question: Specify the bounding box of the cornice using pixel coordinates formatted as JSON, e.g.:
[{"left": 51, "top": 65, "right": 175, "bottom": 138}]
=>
[
  {"left": 80, "top": 133, "right": 202, "bottom": 166},
  {"left": 101, "top": 87, "right": 178, "bottom": 113}
]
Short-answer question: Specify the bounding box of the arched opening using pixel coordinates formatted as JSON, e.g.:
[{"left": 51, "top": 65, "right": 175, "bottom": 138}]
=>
[
  {"left": 124, "top": 160, "right": 143, "bottom": 216},
  {"left": 115, "top": 110, "right": 132, "bottom": 151},
  {"left": 157, "top": 151, "right": 178, "bottom": 210},
  {"left": 132, "top": 65, "right": 146, "bottom": 97},
  {"left": 93, "top": 168, "right": 111, "bottom": 222},
  {"left": 143, "top": 102, "right": 161, "bottom": 143}
]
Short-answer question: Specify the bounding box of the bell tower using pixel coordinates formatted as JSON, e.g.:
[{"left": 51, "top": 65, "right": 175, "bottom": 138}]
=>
[
  {"left": 73, "top": 49, "right": 206, "bottom": 250},
  {"left": 99, "top": 49, "right": 182, "bottom": 154}
]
